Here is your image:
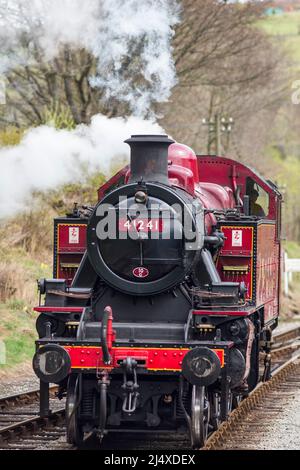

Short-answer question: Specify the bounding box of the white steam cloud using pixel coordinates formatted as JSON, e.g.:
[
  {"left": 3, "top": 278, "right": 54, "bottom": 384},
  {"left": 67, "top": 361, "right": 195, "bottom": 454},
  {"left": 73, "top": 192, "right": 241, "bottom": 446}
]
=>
[
  {"left": 0, "top": 115, "right": 163, "bottom": 219},
  {"left": 0, "top": 0, "right": 180, "bottom": 116},
  {"left": 89, "top": 0, "right": 180, "bottom": 116},
  {"left": 0, "top": 0, "right": 179, "bottom": 218}
]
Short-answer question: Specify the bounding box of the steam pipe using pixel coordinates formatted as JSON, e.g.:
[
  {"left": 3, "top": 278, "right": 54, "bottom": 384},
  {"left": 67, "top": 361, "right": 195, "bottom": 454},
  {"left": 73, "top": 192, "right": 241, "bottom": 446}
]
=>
[
  {"left": 243, "top": 195, "right": 250, "bottom": 216},
  {"left": 99, "top": 378, "right": 108, "bottom": 435},
  {"left": 201, "top": 249, "right": 221, "bottom": 283},
  {"left": 101, "top": 306, "right": 113, "bottom": 365},
  {"left": 204, "top": 235, "right": 224, "bottom": 248}
]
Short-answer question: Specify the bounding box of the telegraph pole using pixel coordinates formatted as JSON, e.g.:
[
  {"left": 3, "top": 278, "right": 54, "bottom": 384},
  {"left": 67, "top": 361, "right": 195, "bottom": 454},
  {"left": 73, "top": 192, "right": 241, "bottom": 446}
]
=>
[
  {"left": 215, "top": 114, "right": 221, "bottom": 155},
  {"left": 202, "top": 114, "right": 234, "bottom": 155}
]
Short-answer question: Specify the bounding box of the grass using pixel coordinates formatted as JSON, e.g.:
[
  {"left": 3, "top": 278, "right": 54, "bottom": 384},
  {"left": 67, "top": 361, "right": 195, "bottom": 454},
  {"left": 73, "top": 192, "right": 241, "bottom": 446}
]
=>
[
  {"left": 281, "top": 240, "right": 300, "bottom": 318},
  {"left": 284, "top": 35, "right": 300, "bottom": 63},
  {"left": 0, "top": 127, "right": 25, "bottom": 146},
  {"left": 258, "top": 11, "right": 300, "bottom": 66},
  {"left": 0, "top": 245, "right": 52, "bottom": 306},
  {"left": 0, "top": 303, "right": 37, "bottom": 370},
  {"left": 0, "top": 225, "right": 52, "bottom": 370},
  {"left": 0, "top": 248, "right": 51, "bottom": 370},
  {"left": 259, "top": 11, "right": 300, "bottom": 36},
  {"left": 283, "top": 240, "right": 300, "bottom": 258}
]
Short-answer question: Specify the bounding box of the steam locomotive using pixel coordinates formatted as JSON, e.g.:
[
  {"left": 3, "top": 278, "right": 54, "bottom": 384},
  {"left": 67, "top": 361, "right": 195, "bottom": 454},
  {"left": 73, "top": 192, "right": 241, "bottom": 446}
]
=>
[{"left": 32, "top": 135, "right": 282, "bottom": 448}]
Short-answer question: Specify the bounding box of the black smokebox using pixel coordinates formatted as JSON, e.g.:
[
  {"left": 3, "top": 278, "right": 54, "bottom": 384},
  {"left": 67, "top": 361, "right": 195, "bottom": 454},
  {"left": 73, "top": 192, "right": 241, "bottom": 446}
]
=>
[{"left": 125, "top": 134, "right": 174, "bottom": 185}]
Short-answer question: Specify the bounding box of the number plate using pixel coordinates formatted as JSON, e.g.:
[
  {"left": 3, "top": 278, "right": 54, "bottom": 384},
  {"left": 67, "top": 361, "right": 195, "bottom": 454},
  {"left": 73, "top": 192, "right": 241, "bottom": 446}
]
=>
[{"left": 119, "top": 218, "right": 163, "bottom": 233}]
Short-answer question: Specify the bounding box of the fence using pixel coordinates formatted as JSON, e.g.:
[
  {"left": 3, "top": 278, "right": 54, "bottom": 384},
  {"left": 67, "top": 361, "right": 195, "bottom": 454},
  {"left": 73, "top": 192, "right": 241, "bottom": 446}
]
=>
[{"left": 283, "top": 251, "right": 300, "bottom": 296}]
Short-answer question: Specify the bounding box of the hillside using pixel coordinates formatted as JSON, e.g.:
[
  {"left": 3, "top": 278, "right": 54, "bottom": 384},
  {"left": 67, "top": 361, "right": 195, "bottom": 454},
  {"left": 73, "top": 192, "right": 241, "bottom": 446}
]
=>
[
  {"left": 257, "top": 11, "right": 300, "bottom": 241},
  {"left": 260, "top": 10, "right": 300, "bottom": 65}
]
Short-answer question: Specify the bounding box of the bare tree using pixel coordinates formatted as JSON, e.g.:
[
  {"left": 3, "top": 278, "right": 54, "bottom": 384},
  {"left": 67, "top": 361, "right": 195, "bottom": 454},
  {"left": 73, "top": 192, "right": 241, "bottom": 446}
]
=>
[
  {"left": 161, "top": 0, "right": 288, "bottom": 165},
  {"left": 0, "top": 44, "right": 132, "bottom": 128}
]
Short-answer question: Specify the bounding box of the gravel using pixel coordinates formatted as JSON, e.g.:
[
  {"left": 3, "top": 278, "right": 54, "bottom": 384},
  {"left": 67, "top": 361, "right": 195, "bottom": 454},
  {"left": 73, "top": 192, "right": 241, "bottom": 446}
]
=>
[
  {"left": 0, "top": 369, "right": 39, "bottom": 399},
  {"left": 254, "top": 385, "right": 300, "bottom": 450}
]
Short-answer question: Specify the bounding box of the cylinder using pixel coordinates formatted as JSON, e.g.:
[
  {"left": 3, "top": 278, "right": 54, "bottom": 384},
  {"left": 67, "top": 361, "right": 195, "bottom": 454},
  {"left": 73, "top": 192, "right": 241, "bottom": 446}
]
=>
[{"left": 125, "top": 134, "right": 175, "bottom": 185}]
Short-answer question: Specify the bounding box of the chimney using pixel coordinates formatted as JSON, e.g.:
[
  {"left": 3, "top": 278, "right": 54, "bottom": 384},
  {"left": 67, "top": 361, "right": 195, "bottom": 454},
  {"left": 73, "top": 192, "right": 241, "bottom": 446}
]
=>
[{"left": 125, "top": 134, "right": 174, "bottom": 185}]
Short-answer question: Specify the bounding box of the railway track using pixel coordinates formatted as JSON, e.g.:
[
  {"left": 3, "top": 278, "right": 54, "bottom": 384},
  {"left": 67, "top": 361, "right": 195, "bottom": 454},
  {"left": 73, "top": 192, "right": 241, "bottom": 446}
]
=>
[
  {"left": 203, "top": 353, "right": 300, "bottom": 450},
  {"left": 0, "top": 323, "right": 299, "bottom": 450},
  {"left": 200, "top": 325, "right": 300, "bottom": 450},
  {"left": 0, "top": 387, "right": 68, "bottom": 450},
  {"left": 273, "top": 325, "right": 300, "bottom": 347},
  {"left": 0, "top": 386, "right": 55, "bottom": 411},
  {"left": 269, "top": 325, "right": 300, "bottom": 366}
]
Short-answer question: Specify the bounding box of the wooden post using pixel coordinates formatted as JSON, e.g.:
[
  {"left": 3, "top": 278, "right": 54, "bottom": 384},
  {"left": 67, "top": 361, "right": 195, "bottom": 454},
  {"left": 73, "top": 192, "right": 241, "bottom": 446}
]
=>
[{"left": 40, "top": 380, "right": 50, "bottom": 417}]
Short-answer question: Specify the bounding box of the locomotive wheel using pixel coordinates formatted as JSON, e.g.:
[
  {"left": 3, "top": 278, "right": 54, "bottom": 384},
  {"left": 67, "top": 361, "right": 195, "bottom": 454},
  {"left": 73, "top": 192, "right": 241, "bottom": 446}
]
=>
[
  {"left": 190, "top": 385, "right": 210, "bottom": 449},
  {"left": 232, "top": 393, "right": 243, "bottom": 409},
  {"left": 210, "top": 392, "right": 221, "bottom": 431},
  {"left": 66, "top": 374, "right": 83, "bottom": 447},
  {"left": 210, "top": 390, "right": 233, "bottom": 430},
  {"left": 228, "top": 389, "right": 233, "bottom": 414}
]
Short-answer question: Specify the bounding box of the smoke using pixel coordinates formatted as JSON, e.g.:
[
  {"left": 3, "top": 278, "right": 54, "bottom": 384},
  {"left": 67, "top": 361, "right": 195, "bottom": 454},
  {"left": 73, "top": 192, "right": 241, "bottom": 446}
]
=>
[
  {"left": 0, "top": 114, "right": 163, "bottom": 219},
  {"left": 0, "top": 0, "right": 180, "bottom": 116},
  {"left": 0, "top": 1, "right": 179, "bottom": 218},
  {"left": 89, "top": 0, "right": 180, "bottom": 116}
]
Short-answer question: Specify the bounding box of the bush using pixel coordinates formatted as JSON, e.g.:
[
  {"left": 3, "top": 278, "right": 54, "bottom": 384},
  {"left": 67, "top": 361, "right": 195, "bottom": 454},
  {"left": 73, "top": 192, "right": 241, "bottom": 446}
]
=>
[
  {"left": 43, "top": 102, "right": 76, "bottom": 130},
  {"left": 0, "top": 127, "right": 24, "bottom": 146},
  {"left": 0, "top": 262, "right": 19, "bottom": 302}
]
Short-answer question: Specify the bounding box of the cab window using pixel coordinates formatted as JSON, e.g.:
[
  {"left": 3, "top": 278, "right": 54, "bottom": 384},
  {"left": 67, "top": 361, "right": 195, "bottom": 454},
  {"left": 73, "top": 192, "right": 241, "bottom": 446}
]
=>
[{"left": 246, "top": 177, "right": 269, "bottom": 218}]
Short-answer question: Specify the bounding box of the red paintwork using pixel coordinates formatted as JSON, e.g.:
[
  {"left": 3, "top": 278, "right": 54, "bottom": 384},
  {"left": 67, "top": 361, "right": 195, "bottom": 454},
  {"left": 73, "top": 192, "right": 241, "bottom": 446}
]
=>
[
  {"left": 197, "top": 184, "right": 235, "bottom": 234},
  {"left": 63, "top": 345, "right": 225, "bottom": 370},
  {"left": 56, "top": 223, "right": 87, "bottom": 283},
  {"left": 57, "top": 223, "right": 86, "bottom": 253},
  {"left": 217, "top": 226, "right": 254, "bottom": 300},
  {"left": 199, "top": 183, "right": 235, "bottom": 210},
  {"left": 34, "top": 306, "right": 84, "bottom": 313},
  {"left": 98, "top": 166, "right": 128, "bottom": 200},
  {"left": 255, "top": 224, "right": 280, "bottom": 323},
  {"left": 196, "top": 155, "right": 279, "bottom": 220},
  {"left": 168, "top": 143, "right": 200, "bottom": 185},
  {"left": 192, "top": 308, "right": 257, "bottom": 317},
  {"left": 168, "top": 165, "right": 196, "bottom": 196},
  {"left": 167, "top": 143, "right": 199, "bottom": 195}
]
